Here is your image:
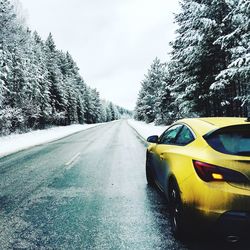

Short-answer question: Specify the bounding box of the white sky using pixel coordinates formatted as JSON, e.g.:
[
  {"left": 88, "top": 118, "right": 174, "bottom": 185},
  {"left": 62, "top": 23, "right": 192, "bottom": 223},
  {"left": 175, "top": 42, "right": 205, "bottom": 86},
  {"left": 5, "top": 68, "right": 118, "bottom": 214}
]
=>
[{"left": 20, "top": 0, "right": 180, "bottom": 110}]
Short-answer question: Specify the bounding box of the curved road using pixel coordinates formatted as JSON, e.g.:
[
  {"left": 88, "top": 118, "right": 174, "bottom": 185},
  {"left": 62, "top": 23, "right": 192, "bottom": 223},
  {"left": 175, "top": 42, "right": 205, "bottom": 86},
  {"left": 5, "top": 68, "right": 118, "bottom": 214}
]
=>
[{"left": 0, "top": 120, "right": 248, "bottom": 249}]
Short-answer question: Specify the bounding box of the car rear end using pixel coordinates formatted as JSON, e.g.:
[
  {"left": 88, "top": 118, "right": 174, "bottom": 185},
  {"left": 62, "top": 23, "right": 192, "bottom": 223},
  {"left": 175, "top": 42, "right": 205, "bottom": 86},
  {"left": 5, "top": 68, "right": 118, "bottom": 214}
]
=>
[{"left": 180, "top": 121, "right": 250, "bottom": 239}]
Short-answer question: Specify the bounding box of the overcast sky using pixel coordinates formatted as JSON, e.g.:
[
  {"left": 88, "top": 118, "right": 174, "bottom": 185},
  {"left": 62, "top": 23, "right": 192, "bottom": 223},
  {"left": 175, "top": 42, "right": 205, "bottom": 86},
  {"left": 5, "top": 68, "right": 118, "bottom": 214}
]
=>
[{"left": 20, "top": 0, "right": 180, "bottom": 110}]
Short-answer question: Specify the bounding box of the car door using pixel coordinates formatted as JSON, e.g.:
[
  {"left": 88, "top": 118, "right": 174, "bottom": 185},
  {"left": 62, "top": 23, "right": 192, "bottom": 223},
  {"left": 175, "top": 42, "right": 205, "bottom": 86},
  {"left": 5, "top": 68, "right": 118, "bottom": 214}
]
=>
[
  {"left": 170, "top": 125, "right": 196, "bottom": 182},
  {"left": 151, "top": 124, "right": 183, "bottom": 189}
]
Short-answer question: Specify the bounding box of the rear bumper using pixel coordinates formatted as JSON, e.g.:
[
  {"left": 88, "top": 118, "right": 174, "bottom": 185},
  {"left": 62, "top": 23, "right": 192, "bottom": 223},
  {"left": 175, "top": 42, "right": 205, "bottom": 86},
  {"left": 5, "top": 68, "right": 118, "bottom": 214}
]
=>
[
  {"left": 180, "top": 173, "right": 250, "bottom": 234},
  {"left": 182, "top": 207, "right": 250, "bottom": 237},
  {"left": 216, "top": 211, "right": 250, "bottom": 236}
]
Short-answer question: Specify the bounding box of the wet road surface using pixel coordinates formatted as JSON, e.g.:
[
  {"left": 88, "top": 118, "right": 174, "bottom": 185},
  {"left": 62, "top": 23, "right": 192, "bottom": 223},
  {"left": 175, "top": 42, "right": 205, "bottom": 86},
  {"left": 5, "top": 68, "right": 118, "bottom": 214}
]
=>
[{"left": 0, "top": 120, "right": 249, "bottom": 249}]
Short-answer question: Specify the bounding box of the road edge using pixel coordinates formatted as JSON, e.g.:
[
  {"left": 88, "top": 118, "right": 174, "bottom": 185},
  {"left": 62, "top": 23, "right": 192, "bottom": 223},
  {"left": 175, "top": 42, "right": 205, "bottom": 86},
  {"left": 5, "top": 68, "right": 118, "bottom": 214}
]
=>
[{"left": 126, "top": 120, "right": 149, "bottom": 147}]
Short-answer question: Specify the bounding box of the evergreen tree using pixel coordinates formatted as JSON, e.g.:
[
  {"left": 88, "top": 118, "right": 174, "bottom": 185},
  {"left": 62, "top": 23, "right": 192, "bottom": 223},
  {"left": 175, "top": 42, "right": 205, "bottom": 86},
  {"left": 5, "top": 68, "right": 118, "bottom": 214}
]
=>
[
  {"left": 31, "top": 31, "right": 52, "bottom": 128},
  {"left": 75, "top": 79, "right": 87, "bottom": 124},
  {"left": 89, "top": 89, "right": 102, "bottom": 123},
  {"left": 0, "top": 0, "right": 133, "bottom": 135},
  {"left": 211, "top": 0, "right": 250, "bottom": 116},
  {"left": 170, "top": 0, "right": 232, "bottom": 117},
  {"left": 135, "top": 0, "right": 249, "bottom": 124},
  {"left": 45, "top": 33, "right": 67, "bottom": 125},
  {"left": 154, "top": 67, "right": 175, "bottom": 125},
  {"left": 134, "top": 58, "right": 166, "bottom": 123}
]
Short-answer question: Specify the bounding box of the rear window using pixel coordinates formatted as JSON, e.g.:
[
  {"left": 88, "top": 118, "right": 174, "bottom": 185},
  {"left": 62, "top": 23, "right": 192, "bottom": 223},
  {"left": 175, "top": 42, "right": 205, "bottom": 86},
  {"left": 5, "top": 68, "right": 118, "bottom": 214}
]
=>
[{"left": 204, "top": 125, "right": 250, "bottom": 156}]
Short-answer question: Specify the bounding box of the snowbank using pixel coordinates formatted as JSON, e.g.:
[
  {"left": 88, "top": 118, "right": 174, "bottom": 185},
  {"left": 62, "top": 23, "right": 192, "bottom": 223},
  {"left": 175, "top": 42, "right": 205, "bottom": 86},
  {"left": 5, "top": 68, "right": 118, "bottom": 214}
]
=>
[
  {"left": 127, "top": 119, "right": 167, "bottom": 141},
  {"left": 0, "top": 123, "right": 102, "bottom": 158}
]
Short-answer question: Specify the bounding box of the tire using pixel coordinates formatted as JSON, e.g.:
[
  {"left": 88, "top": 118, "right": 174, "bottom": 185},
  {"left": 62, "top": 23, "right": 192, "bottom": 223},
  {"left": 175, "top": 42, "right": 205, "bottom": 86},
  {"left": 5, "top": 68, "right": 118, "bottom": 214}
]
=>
[
  {"left": 169, "top": 180, "right": 185, "bottom": 239},
  {"left": 146, "top": 152, "right": 154, "bottom": 186}
]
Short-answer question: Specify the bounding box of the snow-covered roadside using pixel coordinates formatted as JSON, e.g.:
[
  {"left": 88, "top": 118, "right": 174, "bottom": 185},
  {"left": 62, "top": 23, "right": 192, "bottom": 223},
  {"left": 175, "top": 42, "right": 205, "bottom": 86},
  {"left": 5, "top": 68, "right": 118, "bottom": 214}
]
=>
[
  {"left": 0, "top": 123, "right": 102, "bottom": 158},
  {"left": 127, "top": 119, "right": 167, "bottom": 141}
]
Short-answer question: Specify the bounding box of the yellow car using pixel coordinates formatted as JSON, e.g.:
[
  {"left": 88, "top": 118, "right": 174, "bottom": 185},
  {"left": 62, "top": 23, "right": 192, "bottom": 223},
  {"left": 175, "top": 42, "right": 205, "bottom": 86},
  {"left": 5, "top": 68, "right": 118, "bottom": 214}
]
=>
[{"left": 146, "top": 117, "right": 250, "bottom": 241}]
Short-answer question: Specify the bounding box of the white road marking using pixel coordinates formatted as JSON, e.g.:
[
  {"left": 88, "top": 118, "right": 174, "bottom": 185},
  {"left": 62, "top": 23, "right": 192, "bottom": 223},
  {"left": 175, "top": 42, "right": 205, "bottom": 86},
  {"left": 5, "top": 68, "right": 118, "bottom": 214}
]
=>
[{"left": 65, "top": 153, "right": 81, "bottom": 170}]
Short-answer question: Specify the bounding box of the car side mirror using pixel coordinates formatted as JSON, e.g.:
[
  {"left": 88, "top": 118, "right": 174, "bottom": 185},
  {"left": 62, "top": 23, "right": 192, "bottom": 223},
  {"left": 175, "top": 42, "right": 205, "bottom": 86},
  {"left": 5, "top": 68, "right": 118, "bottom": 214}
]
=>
[{"left": 147, "top": 135, "right": 159, "bottom": 143}]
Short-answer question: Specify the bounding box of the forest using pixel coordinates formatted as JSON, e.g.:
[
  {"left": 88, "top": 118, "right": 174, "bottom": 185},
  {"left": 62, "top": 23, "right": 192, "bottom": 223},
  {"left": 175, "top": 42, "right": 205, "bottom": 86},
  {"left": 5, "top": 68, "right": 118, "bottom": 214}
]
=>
[
  {"left": 0, "top": 0, "right": 131, "bottom": 136},
  {"left": 135, "top": 0, "right": 250, "bottom": 125}
]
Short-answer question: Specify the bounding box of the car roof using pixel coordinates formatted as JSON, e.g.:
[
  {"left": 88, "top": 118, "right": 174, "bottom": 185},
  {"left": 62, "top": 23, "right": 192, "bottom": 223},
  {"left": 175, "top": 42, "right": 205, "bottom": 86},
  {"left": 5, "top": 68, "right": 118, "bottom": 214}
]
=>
[{"left": 176, "top": 117, "right": 249, "bottom": 136}]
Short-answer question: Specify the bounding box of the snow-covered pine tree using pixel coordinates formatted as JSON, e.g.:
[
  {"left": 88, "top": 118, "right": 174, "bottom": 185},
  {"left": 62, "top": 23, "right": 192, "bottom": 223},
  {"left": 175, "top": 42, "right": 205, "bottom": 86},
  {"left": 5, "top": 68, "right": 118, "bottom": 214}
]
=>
[
  {"left": 0, "top": 0, "right": 15, "bottom": 106},
  {"left": 108, "top": 102, "right": 118, "bottom": 121},
  {"left": 45, "top": 33, "right": 67, "bottom": 125},
  {"left": 83, "top": 86, "right": 93, "bottom": 123},
  {"left": 211, "top": 0, "right": 250, "bottom": 116},
  {"left": 134, "top": 88, "right": 146, "bottom": 121},
  {"left": 5, "top": 30, "right": 33, "bottom": 133},
  {"left": 75, "top": 79, "right": 87, "bottom": 124},
  {"left": 89, "top": 88, "right": 102, "bottom": 123},
  {"left": 58, "top": 51, "right": 79, "bottom": 124},
  {"left": 103, "top": 101, "right": 112, "bottom": 122},
  {"left": 116, "top": 105, "right": 132, "bottom": 119},
  {"left": 0, "top": 48, "right": 9, "bottom": 108},
  {"left": 170, "top": 0, "right": 232, "bottom": 118},
  {"left": 0, "top": 0, "right": 17, "bottom": 46},
  {"left": 99, "top": 100, "right": 108, "bottom": 122},
  {"left": 134, "top": 58, "right": 166, "bottom": 123},
  {"left": 154, "top": 65, "right": 175, "bottom": 125},
  {"left": 31, "top": 31, "right": 52, "bottom": 128},
  {"left": 0, "top": 0, "right": 22, "bottom": 134},
  {"left": 0, "top": 0, "right": 131, "bottom": 135}
]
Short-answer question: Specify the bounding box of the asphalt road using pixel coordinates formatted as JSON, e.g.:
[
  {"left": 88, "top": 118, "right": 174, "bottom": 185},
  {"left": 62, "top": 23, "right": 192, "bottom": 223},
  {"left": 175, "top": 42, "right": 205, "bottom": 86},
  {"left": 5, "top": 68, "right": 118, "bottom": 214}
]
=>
[{"left": 0, "top": 120, "right": 248, "bottom": 249}]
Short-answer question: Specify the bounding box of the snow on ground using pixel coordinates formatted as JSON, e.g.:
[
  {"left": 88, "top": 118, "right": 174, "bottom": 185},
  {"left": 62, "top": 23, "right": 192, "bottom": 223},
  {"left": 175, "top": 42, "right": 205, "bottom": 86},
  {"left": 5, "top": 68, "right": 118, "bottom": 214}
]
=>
[
  {"left": 0, "top": 120, "right": 167, "bottom": 158},
  {"left": 127, "top": 119, "right": 167, "bottom": 141},
  {"left": 0, "top": 123, "right": 102, "bottom": 158}
]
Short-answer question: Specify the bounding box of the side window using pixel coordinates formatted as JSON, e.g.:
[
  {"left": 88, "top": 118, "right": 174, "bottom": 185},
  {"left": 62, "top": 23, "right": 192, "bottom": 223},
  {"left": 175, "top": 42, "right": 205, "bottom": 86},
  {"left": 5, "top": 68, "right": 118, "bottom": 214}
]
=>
[
  {"left": 175, "top": 125, "right": 195, "bottom": 145},
  {"left": 159, "top": 125, "right": 183, "bottom": 144}
]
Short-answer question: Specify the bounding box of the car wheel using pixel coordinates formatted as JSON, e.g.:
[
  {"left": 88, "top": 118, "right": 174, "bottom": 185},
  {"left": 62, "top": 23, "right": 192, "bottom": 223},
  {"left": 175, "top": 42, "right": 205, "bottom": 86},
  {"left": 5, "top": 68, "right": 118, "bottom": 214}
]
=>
[
  {"left": 146, "top": 152, "right": 154, "bottom": 185},
  {"left": 169, "top": 181, "right": 185, "bottom": 239}
]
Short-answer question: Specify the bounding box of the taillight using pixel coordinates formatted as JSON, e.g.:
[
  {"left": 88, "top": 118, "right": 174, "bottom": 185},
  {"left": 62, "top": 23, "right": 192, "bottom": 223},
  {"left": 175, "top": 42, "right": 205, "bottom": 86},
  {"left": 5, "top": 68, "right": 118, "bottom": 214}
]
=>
[{"left": 193, "top": 160, "right": 249, "bottom": 183}]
